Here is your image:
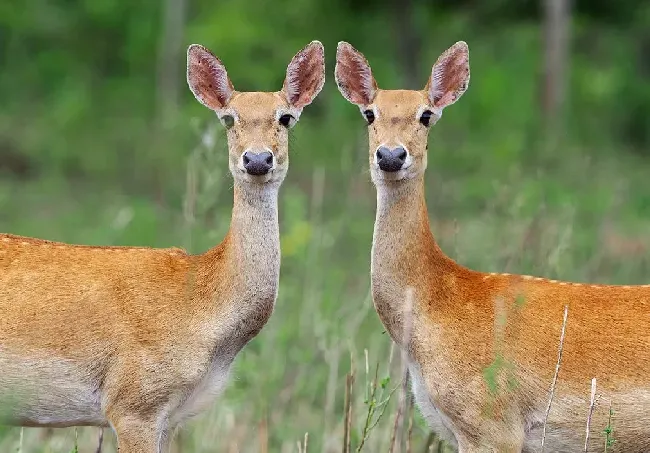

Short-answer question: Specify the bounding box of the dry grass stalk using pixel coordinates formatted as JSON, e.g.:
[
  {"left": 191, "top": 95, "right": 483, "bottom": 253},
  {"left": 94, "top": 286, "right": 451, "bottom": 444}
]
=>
[
  {"left": 258, "top": 415, "right": 268, "bottom": 453},
  {"left": 343, "top": 371, "right": 354, "bottom": 453},
  {"left": 298, "top": 432, "right": 309, "bottom": 453},
  {"left": 406, "top": 397, "right": 414, "bottom": 453},
  {"left": 541, "top": 304, "right": 569, "bottom": 451},
  {"left": 584, "top": 377, "right": 597, "bottom": 452},
  {"left": 387, "top": 400, "right": 402, "bottom": 453}
]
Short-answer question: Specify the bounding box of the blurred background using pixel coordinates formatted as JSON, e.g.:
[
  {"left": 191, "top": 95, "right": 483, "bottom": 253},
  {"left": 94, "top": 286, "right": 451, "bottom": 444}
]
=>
[{"left": 1, "top": 0, "right": 649, "bottom": 451}]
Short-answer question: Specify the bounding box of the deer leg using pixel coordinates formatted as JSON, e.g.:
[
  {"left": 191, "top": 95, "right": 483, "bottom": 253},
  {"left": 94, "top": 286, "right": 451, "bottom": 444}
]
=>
[{"left": 110, "top": 415, "right": 170, "bottom": 453}]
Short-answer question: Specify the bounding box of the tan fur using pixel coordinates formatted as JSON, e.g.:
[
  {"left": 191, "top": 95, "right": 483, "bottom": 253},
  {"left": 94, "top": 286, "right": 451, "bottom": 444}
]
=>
[
  {"left": 335, "top": 41, "right": 650, "bottom": 452},
  {"left": 0, "top": 41, "right": 325, "bottom": 453}
]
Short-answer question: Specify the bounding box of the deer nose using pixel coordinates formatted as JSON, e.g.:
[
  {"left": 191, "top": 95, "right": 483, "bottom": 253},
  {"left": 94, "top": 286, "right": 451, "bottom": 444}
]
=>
[
  {"left": 242, "top": 151, "right": 274, "bottom": 176},
  {"left": 376, "top": 146, "right": 407, "bottom": 172}
]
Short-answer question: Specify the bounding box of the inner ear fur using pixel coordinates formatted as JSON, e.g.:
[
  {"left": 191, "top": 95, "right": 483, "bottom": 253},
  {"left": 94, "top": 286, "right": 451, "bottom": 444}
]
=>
[
  {"left": 425, "top": 41, "right": 470, "bottom": 110},
  {"left": 186, "top": 44, "right": 235, "bottom": 111},
  {"left": 283, "top": 40, "right": 326, "bottom": 109},
  {"left": 335, "top": 41, "right": 378, "bottom": 106}
]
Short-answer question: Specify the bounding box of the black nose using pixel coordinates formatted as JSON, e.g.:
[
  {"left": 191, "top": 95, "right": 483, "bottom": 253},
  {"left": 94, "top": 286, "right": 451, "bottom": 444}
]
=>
[
  {"left": 243, "top": 151, "right": 274, "bottom": 176},
  {"left": 376, "top": 146, "right": 407, "bottom": 172}
]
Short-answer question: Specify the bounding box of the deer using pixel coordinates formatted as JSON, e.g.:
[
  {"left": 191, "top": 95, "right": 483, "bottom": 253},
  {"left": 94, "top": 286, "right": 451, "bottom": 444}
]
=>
[
  {"left": 335, "top": 41, "right": 650, "bottom": 452},
  {"left": 0, "top": 40, "right": 325, "bottom": 452}
]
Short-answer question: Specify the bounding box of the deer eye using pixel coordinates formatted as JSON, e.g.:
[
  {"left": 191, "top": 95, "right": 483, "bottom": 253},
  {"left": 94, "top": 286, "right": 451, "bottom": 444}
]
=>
[
  {"left": 419, "top": 110, "right": 433, "bottom": 127},
  {"left": 279, "top": 114, "right": 295, "bottom": 128},
  {"left": 363, "top": 109, "right": 375, "bottom": 125},
  {"left": 220, "top": 114, "right": 235, "bottom": 129}
]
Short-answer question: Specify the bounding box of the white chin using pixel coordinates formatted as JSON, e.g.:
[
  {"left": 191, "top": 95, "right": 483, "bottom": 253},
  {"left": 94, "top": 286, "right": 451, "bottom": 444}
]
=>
[
  {"left": 243, "top": 175, "right": 273, "bottom": 184},
  {"left": 374, "top": 168, "right": 413, "bottom": 182},
  {"left": 241, "top": 170, "right": 286, "bottom": 185}
]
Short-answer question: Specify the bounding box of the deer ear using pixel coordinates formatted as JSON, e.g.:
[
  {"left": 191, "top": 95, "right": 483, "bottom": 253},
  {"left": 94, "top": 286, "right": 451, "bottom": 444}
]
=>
[
  {"left": 283, "top": 41, "right": 326, "bottom": 110},
  {"left": 335, "top": 41, "right": 378, "bottom": 106},
  {"left": 426, "top": 41, "right": 470, "bottom": 110},
  {"left": 187, "top": 44, "right": 234, "bottom": 111}
]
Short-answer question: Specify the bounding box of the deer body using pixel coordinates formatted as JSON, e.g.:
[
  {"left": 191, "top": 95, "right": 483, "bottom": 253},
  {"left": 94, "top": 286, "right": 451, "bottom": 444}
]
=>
[
  {"left": 0, "top": 185, "right": 277, "bottom": 435},
  {"left": 336, "top": 42, "right": 650, "bottom": 452},
  {"left": 374, "top": 179, "right": 650, "bottom": 452},
  {"left": 0, "top": 41, "right": 325, "bottom": 453}
]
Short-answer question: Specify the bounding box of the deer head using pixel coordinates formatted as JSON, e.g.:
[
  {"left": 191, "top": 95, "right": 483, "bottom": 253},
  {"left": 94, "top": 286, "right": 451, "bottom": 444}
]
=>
[
  {"left": 187, "top": 41, "right": 325, "bottom": 186},
  {"left": 335, "top": 41, "right": 470, "bottom": 184}
]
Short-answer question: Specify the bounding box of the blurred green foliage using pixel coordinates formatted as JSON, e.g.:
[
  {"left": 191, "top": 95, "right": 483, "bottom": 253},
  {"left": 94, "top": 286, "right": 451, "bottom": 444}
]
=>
[{"left": 1, "top": 0, "right": 650, "bottom": 451}]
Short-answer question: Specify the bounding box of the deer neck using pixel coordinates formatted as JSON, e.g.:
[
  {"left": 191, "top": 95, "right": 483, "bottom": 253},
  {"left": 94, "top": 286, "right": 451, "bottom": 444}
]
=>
[
  {"left": 197, "top": 181, "right": 280, "bottom": 348},
  {"left": 231, "top": 181, "right": 279, "bottom": 253},
  {"left": 227, "top": 182, "right": 280, "bottom": 293},
  {"left": 371, "top": 177, "right": 453, "bottom": 344}
]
